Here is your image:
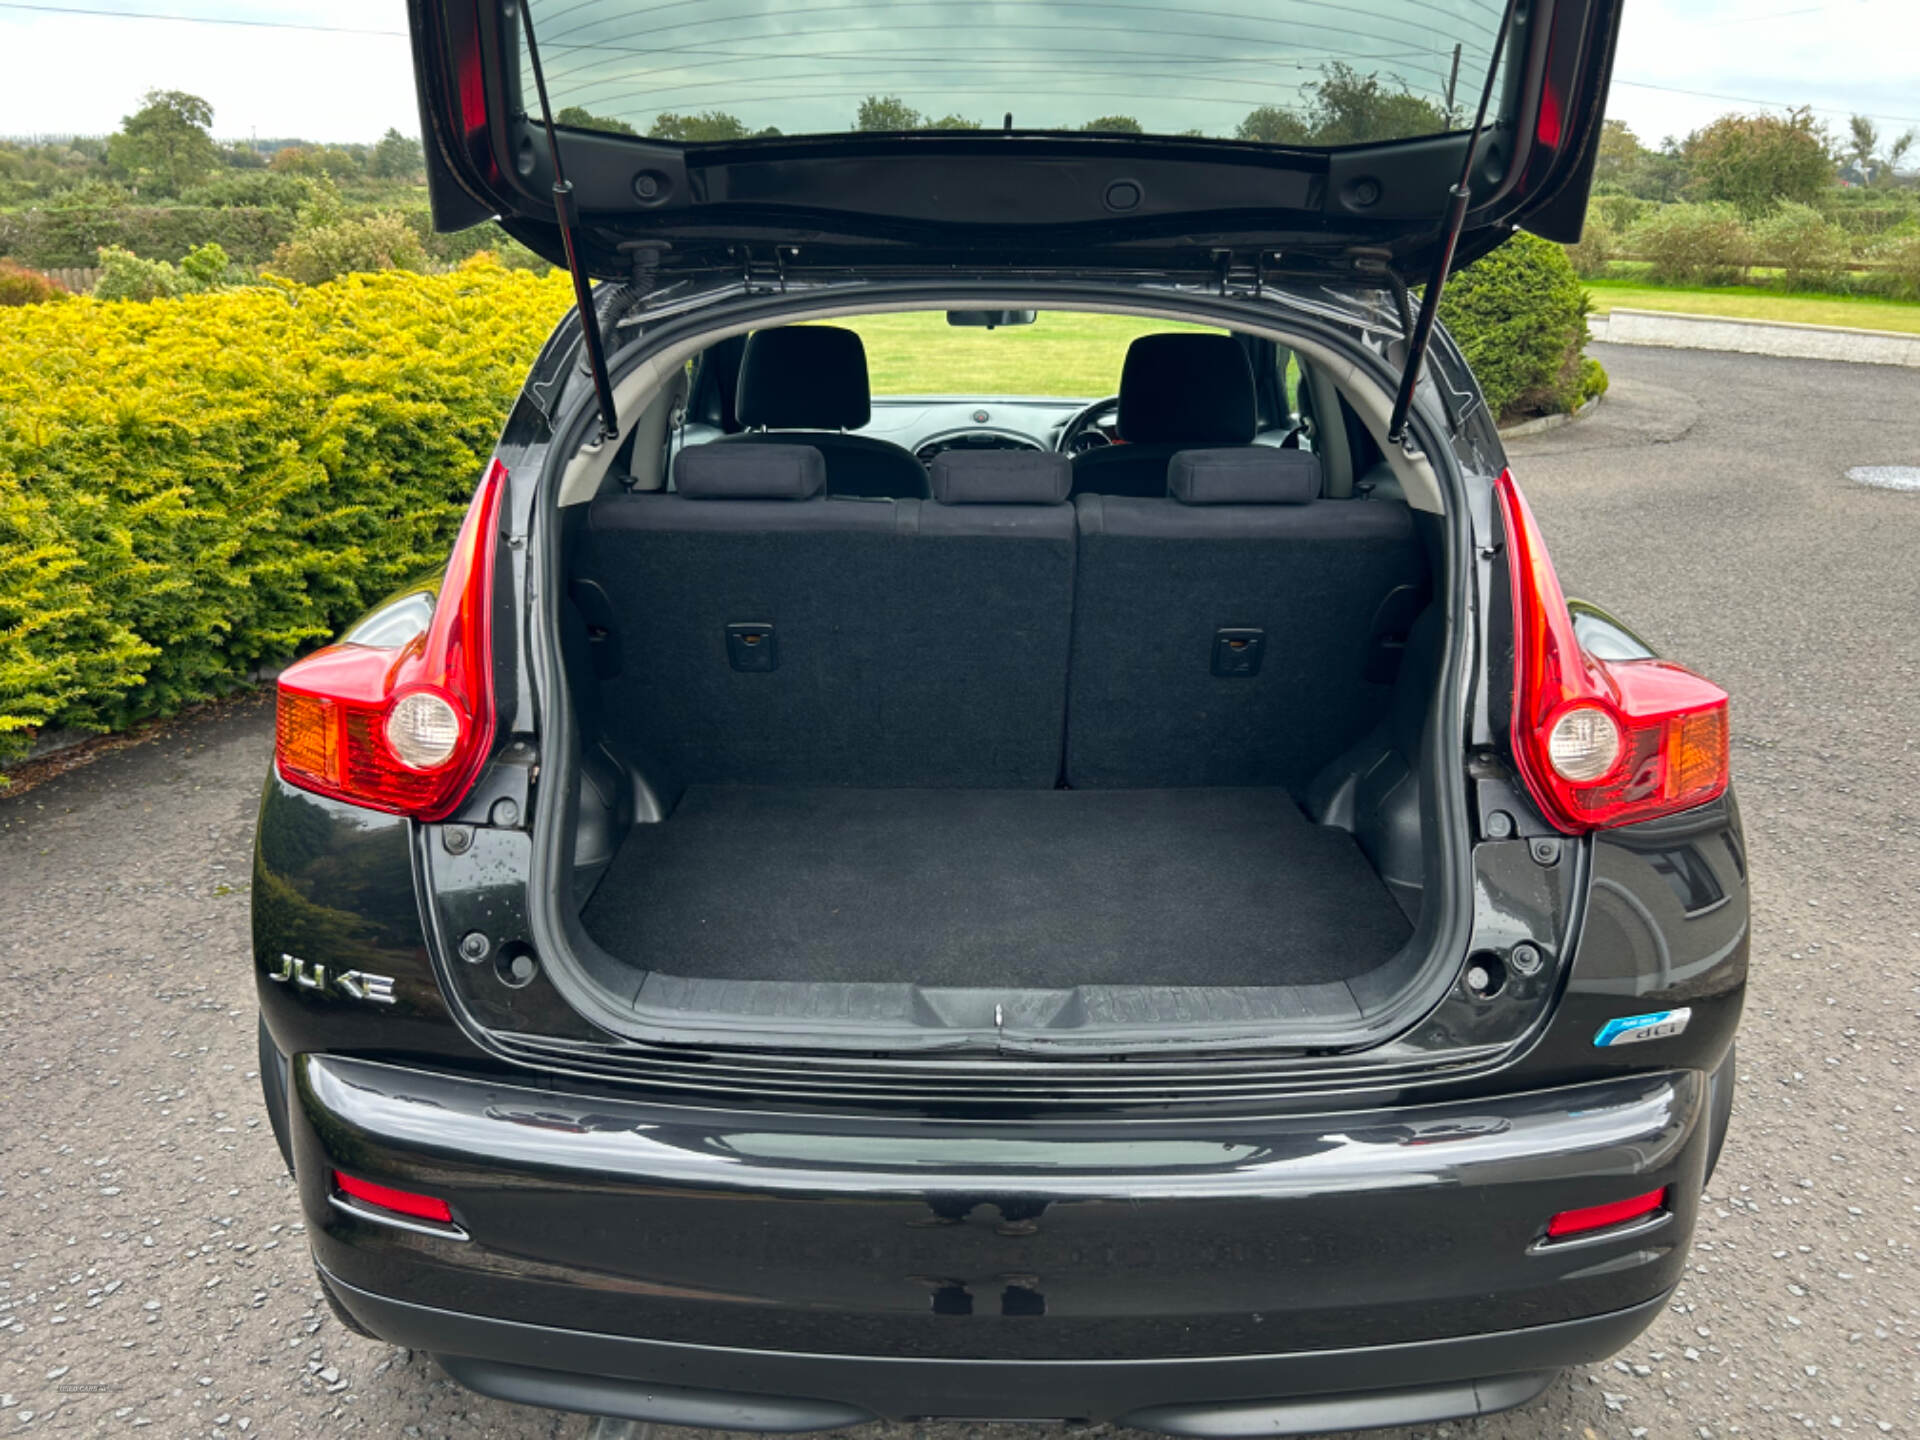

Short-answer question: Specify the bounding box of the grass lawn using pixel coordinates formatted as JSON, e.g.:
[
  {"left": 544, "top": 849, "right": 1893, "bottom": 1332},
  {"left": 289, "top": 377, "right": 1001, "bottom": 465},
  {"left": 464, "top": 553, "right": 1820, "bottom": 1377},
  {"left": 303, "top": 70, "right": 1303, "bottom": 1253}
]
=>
[
  {"left": 834, "top": 310, "right": 1219, "bottom": 396},
  {"left": 1586, "top": 280, "right": 1920, "bottom": 335}
]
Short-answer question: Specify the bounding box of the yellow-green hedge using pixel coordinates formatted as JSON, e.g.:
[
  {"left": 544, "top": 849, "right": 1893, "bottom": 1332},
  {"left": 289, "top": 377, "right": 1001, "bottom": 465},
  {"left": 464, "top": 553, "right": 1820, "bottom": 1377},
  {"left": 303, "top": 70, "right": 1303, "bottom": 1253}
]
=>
[{"left": 0, "top": 260, "right": 574, "bottom": 770}]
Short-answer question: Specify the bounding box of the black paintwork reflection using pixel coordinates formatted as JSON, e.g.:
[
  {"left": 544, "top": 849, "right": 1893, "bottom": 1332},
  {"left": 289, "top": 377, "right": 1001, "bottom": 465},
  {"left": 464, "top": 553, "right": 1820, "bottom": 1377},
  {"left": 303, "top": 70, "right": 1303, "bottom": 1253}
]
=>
[
  {"left": 294, "top": 1052, "right": 1703, "bottom": 1361},
  {"left": 252, "top": 775, "right": 485, "bottom": 1064}
]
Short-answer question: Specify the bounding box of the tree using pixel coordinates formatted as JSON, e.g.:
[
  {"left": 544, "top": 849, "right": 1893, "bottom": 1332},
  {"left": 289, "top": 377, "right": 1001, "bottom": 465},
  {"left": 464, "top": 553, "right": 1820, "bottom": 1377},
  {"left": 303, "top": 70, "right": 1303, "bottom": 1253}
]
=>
[
  {"left": 1846, "top": 115, "right": 1879, "bottom": 178},
  {"left": 1237, "top": 105, "right": 1312, "bottom": 145},
  {"left": 1081, "top": 115, "right": 1144, "bottom": 134},
  {"left": 923, "top": 114, "right": 981, "bottom": 130},
  {"left": 647, "top": 110, "right": 753, "bottom": 142},
  {"left": 558, "top": 106, "right": 639, "bottom": 138},
  {"left": 856, "top": 95, "right": 922, "bottom": 132},
  {"left": 105, "top": 89, "right": 219, "bottom": 196},
  {"left": 1685, "top": 108, "right": 1831, "bottom": 217},
  {"left": 370, "top": 128, "right": 424, "bottom": 179},
  {"left": 1302, "top": 64, "right": 1447, "bottom": 145},
  {"left": 1843, "top": 115, "right": 1916, "bottom": 187},
  {"left": 1594, "top": 119, "right": 1647, "bottom": 188}
]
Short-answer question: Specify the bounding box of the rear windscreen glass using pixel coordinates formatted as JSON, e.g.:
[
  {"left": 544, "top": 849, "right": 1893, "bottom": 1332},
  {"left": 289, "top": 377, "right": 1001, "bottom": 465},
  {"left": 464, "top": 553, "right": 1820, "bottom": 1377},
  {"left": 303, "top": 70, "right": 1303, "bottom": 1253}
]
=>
[{"left": 520, "top": 0, "right": 1508, "bottom": 148}]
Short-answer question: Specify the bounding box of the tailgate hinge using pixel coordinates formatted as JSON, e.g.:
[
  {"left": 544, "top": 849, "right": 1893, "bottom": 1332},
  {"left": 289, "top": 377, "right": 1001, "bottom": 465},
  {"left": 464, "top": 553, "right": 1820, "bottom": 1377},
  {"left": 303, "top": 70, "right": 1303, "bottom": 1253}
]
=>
[
  {"left": 734, "top": 243, "right": 797, "bottom": 295},
  {"left": 1210, "top": 248, "right": 1281, "bottom": 299}
]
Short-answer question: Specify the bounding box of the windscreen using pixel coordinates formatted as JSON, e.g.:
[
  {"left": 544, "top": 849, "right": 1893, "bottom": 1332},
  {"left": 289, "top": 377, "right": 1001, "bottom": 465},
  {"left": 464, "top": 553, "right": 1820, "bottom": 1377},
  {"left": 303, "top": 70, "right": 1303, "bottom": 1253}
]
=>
[
  {"left": 520, "top": 0, "right": 1508, "bottom": 147},
  {"left": 834, "top": 313, "right": 1221, "bottom": 397}
]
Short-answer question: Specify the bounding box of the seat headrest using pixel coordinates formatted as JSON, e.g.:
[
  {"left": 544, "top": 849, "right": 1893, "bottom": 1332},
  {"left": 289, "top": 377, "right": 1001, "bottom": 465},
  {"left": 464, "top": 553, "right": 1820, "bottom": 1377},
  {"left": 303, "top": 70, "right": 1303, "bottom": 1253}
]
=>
[
  {"left": 1117, "top": 334, "right": 1257, "bottom": 446},
  {"left": 674, "top": 444, "right": 826, "bottom": 500},
  {"left": 930, "top": 450, "right": 1072, "bottom": 505},
  {"left": 1168, "top": 448, "right": 1322, "bottom": 505},
  {"left": 736, "top": 326, "right": 872, "bottom": 431}
]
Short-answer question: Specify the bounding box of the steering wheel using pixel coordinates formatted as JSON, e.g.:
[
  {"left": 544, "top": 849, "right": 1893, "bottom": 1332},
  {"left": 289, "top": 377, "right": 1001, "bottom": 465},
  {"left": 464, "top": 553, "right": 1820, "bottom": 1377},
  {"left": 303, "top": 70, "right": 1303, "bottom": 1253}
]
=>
[{"left": 1056, "top": 395, "right": 1121, "bottom": 455}]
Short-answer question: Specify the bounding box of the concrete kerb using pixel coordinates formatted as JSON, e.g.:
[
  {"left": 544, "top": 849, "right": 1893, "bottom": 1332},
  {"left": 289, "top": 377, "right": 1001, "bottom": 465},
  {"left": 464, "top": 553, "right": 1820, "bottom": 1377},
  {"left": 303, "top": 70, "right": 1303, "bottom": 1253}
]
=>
[
  {"left": 1589, "top": 308, "right": 1920, "bottom": 368},
  {"left": 1497, "top": 392, "right": 1604, "bottom": 439}
]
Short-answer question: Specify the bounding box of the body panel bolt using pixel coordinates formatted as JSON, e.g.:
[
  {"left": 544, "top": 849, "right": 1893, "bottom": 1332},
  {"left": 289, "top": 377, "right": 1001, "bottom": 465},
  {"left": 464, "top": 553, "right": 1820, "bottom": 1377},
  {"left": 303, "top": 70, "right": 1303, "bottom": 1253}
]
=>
[
  {"left": 1486, "top": 810, "right": 1515, "bottom": 839},
  {"left": 1510, "top": 942, "right": 1544, "bottom": 976},
  {"left": 441, "top": 826, "right": 472, "bottom": 855},
  {"left": 490, "top": 797, "right": 520, "bottom": 828},
  {"left": 1529, "top": 837, "right": 1561, "bottom": 865},
  {"left": 459, "top": 931, "right": 491, "bottom": 962}
]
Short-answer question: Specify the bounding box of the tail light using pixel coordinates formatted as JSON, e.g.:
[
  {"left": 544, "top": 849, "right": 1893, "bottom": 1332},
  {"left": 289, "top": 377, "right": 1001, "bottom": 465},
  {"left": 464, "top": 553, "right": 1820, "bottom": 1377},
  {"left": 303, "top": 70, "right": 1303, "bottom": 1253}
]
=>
[
  {"left": 1497, "top": 470, "right": 1729, "bottom": 833},
  {"left": 275, "top": 460, "right": 507, "bottom": 820}
]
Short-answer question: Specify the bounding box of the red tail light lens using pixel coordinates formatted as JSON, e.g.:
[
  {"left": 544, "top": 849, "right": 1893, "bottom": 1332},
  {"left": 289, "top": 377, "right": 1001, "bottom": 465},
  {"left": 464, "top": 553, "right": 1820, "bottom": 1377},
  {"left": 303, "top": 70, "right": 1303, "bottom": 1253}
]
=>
[
  {"left": 1546, "top": 1185, "right": 1668, "bottom": 1239},
  {"left": 332, "top": 1170, "right": 454, "bottom": 1224},
  {"left": 1497, "top": 470, "right": 1729, "bottom": 833},
  {"left": 275, "top": 460, "right": 507, "bottom": 820}
]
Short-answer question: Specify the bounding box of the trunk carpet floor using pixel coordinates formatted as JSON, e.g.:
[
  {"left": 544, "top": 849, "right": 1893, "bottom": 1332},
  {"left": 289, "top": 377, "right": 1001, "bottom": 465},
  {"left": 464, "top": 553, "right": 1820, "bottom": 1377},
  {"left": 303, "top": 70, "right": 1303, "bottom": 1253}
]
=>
[{"left": 581, "top": 786, "right": 1412, "bottom": 989}]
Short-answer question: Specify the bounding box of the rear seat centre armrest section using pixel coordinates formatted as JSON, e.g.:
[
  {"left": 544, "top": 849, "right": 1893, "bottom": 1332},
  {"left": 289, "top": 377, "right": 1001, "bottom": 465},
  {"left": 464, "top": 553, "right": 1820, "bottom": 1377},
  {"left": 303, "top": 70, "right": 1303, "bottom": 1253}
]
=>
[{"left": 578, "top": 445, "right": 1425, "bottom": 794}]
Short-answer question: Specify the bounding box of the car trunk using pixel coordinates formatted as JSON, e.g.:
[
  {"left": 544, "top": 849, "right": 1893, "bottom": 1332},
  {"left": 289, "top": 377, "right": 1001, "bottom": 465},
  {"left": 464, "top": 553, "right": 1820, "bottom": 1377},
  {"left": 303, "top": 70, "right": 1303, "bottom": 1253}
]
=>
[
  {"left": 581, "top": 785, "right": 1411, "bottom": 991},
  {"left": 556, "top": 434, "right": 1443, "bottom": 1021}
]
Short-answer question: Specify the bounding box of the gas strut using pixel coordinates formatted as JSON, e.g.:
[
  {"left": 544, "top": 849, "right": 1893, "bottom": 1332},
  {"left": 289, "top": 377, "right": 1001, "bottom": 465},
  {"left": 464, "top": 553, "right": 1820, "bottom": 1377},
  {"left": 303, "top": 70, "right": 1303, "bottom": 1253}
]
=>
[
  {"left": 1386, "top": 0, "right": 1524, "bottom": 446},
  {"left": 518, "top": 0, "right": 620, "bottom": 443}
]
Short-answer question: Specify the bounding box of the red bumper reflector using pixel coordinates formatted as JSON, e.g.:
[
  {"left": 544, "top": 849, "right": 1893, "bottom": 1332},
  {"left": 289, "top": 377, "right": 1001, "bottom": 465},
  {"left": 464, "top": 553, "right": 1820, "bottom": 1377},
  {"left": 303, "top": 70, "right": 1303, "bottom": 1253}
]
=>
[
  {"left": 332, "top": 1170, "right": 454, "bottom": 1224},
  {"left": 1546, "top": 1186, "right": 1668, "bottom": 1239}
]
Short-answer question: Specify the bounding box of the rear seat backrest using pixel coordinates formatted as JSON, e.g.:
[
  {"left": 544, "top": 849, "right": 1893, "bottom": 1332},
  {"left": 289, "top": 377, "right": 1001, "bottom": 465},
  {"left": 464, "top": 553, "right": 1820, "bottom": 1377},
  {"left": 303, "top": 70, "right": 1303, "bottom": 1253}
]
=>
[
  {"left": 580, "top": 445, "right": 1075, "bottom": 789},
  {"left": 1066, "top": 448, "right": 1428, "bottom": 791}
]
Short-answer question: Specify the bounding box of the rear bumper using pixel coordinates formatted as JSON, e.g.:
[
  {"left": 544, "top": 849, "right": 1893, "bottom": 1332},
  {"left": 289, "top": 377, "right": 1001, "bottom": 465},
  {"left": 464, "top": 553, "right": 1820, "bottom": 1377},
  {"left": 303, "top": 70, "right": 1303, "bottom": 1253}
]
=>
[
  {"left": 288, "top": 1054, "right": 1707, "bottom": 1423},
  {"left": 322, "top": 1266, "right": 1668, "bottom": 1434}
]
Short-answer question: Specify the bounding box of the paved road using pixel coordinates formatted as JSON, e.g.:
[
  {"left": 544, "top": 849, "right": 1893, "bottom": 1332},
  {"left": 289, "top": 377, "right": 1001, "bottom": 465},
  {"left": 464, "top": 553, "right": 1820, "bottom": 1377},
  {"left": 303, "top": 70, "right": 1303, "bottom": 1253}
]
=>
[{"left": 4, "top": 344, "right": 1919, "bottom": 1439}]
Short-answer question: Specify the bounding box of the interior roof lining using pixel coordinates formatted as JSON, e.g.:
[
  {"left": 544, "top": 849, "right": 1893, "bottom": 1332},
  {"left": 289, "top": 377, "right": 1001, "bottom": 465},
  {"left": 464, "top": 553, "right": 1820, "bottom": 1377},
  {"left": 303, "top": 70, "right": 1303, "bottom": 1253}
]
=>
[{"left": 555, "top": 298, "right": 1446, "bottom": 513}]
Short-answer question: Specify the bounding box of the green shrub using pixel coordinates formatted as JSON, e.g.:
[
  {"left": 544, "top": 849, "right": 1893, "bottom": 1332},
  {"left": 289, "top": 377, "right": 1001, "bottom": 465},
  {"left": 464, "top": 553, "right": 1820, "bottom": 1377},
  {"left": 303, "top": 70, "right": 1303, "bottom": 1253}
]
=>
[
  {"left": 1867, "top": 233, "right": 1920, "bottom": 301},
  {"left": 1438, "top": 231, "right": 1600, "bottom": 423},
  {"left": 91, "top": 244, "right": 181, "bottom": 301},
  {"left": 90, "top": 241, "right": 234, "bottom": 301},
  {"left": 1627, "top": 203, "right": 1750, "bottom": 285},
  {"left": 270, "top": 210, "right": 426, "bottom": 284},
  {"left": 1591, "top": 192, "right": 1650, "bottom": 234},
  {"left": 0, "top": 262, "right": 575, "bottom": 773},
  {"left": 0, "top": 259, "right": 67, "bottom": 306},
  {"left": 1563, "top": 203, "right": 1615, "bottom": 279},
  {"left": 0, "top": 202, "right": 296, "bottom": 267},
  {"left": 177, "top": 240, "right": 231, "bottom": 289},
  {"left": 1749, "top": 202, "right": 1851, "bottom": 290},
  {"left": 176, "top": 171, "right": 315, "bottom": 211}
]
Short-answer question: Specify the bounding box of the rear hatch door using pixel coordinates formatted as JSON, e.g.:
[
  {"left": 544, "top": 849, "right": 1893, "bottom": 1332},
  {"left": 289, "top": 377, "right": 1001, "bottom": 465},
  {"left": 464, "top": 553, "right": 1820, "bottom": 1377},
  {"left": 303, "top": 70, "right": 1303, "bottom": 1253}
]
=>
[{"left": 409, "top": 0, "right": 1621, "bottom": 280}]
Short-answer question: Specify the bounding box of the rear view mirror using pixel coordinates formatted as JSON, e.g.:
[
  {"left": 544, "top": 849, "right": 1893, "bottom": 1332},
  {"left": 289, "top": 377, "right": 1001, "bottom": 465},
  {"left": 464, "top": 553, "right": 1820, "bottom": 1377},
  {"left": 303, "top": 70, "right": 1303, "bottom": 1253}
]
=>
[{"left": 946, "top": 310, "right": 1037, "bottom": 329}]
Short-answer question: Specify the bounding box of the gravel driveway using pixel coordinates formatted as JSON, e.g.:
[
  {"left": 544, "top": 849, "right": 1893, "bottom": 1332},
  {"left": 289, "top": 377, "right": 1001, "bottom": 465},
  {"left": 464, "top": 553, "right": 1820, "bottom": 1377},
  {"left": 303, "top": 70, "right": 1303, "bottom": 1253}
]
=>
[{"left": 4, "top": 343, "right": 1918, "bottom": 1438}]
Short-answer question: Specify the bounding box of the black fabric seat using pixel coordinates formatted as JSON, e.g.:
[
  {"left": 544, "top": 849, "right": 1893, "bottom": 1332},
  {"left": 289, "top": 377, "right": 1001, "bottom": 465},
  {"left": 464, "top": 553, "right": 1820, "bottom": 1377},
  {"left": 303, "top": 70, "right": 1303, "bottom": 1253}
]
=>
[
  {"left": 580, "top": 446, "right": 1074, "bottom": 790},
  {"left": 1069, "top": 333, "right": 1263, "bottom": 499},
  {"left": 712, "top": 326, "right": 930, "bottom": 500},
  {"left": 1066, "top": 448, "right": 1428, "bottom": 791}
]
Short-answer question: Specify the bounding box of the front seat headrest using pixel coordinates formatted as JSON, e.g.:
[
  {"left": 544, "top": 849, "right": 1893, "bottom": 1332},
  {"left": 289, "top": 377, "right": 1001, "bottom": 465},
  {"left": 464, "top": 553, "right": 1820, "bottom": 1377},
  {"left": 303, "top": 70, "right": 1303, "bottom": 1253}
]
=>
[
  {"left": 736, "top": 326, "right": 872, "bottom": 431},
  {"left": 1117, "top": 334, "right": 1257, "bottom": 447}
]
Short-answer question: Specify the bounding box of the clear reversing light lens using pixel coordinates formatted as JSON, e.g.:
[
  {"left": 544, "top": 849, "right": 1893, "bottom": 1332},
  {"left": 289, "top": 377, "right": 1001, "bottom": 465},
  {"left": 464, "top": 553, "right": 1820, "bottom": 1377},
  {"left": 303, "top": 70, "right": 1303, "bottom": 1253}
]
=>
[
  {"left": 385, "top": 692, "right": 462, "bottom": 770},
  {"left": 1547, "top": 705, "right": 1621, "bottom": 783}
]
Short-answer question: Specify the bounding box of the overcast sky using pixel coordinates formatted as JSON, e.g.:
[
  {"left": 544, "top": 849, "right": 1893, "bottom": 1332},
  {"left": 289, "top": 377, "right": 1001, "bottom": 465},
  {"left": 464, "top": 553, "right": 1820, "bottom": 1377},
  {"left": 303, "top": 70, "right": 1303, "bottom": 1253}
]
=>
[{"left": 0, "top": 0, "right": 1914, "bottom": 150}]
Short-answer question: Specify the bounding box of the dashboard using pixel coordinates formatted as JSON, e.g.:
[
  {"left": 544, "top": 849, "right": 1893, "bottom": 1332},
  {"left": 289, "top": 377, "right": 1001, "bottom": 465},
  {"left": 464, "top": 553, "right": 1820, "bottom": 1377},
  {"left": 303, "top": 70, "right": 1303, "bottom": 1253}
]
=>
[
  {"left": 861, "top": 396, "right": 1116, "bottom": 461},
  {"left": 681, "top": 395, "right": 1116, "bottom": 463}
]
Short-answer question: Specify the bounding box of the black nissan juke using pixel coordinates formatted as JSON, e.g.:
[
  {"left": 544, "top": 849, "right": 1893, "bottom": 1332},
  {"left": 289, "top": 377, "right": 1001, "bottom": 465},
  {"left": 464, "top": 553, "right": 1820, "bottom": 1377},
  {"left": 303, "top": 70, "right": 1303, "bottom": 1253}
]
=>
[{"left": 253, "top": 0, "right": 1747, "bottom": 1430}]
